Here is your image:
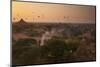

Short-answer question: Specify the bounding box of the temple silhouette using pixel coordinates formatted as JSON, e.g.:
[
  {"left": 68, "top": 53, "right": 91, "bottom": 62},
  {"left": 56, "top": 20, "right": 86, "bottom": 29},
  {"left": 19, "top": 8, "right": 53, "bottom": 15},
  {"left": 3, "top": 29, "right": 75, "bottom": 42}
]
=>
[{"left": 18, "top": 19, "right": 27, "bottom": 24}]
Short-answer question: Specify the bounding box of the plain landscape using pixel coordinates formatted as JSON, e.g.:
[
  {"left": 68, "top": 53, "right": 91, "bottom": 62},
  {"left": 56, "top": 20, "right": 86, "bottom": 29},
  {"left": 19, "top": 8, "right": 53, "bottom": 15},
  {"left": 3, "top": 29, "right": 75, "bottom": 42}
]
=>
[{"left": 12, "top": 19, "right": 96, "bottom": 65}]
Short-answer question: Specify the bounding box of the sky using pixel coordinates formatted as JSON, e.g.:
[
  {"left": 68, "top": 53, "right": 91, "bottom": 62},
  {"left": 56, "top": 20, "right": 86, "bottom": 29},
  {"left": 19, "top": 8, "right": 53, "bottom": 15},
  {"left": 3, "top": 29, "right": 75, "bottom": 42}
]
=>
[{"left": 12, "top": 1, "right": 96, "bottom": 23}]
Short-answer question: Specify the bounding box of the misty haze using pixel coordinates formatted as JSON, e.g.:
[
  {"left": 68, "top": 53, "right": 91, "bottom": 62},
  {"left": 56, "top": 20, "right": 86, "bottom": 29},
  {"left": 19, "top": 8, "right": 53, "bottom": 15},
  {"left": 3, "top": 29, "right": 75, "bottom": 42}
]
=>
[{"left": 12, "top": 1, "right": 96, "bottom": 66}]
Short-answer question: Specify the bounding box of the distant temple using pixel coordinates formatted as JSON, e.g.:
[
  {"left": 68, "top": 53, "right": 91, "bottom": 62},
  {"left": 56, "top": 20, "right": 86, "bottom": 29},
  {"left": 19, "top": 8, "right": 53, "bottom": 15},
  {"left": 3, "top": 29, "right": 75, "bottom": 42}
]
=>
[{"left": 18, "top": 19, "right": 27, "bottom": 24}]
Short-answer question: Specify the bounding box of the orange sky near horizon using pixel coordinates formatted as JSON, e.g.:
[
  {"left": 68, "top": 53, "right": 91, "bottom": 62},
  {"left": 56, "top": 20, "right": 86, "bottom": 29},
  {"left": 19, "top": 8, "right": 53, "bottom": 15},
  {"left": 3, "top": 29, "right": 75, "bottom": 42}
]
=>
[{"left": 12, "top": 1, "right": 96, "bottom": 23}]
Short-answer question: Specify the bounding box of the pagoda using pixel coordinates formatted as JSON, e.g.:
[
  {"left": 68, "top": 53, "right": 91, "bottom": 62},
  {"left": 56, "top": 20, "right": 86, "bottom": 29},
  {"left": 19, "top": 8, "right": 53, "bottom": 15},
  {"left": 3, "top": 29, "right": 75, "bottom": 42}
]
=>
[{"left": 17, "top": 19, "right": 27, "bottom": 24}]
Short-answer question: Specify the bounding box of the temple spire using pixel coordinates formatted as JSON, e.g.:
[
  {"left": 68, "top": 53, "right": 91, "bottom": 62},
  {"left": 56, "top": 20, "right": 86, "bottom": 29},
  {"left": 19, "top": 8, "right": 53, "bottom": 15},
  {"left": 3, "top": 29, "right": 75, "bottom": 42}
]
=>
[{"left": 19, "top": 19, "right": 25, "bottom": 22}]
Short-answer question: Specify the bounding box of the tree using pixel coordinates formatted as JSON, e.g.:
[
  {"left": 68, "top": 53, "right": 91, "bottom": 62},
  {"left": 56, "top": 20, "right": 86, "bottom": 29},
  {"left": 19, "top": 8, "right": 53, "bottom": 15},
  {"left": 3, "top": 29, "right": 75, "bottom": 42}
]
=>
[
  {"left": 41, "top": 39, "right": 68, "bottom": 60},
  {"left": 41, "top": 38, "right": 80, "bottom": 62}
]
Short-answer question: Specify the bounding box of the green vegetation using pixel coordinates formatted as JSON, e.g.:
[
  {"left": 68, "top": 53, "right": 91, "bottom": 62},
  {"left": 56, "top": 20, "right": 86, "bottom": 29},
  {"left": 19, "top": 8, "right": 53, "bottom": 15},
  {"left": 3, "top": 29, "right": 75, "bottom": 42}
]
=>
[
  {"left": 14, "top": 38, "right": 36, "bottom": 47},
  {"left": 12, "top": 23, "right": 96, "bottom": 65},
  {"left": 42, "top": 38, "right": 80, "bottom": 60},
  {"left": 12, "top": 38, "right": 80, "bottom": 65}
]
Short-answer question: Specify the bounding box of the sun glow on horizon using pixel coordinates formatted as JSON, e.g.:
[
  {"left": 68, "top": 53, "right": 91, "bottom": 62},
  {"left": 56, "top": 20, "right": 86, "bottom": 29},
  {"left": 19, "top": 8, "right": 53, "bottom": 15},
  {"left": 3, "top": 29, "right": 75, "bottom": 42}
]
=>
[{"left": 12, "top": 1, "right": 96, "bottom": 23}]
